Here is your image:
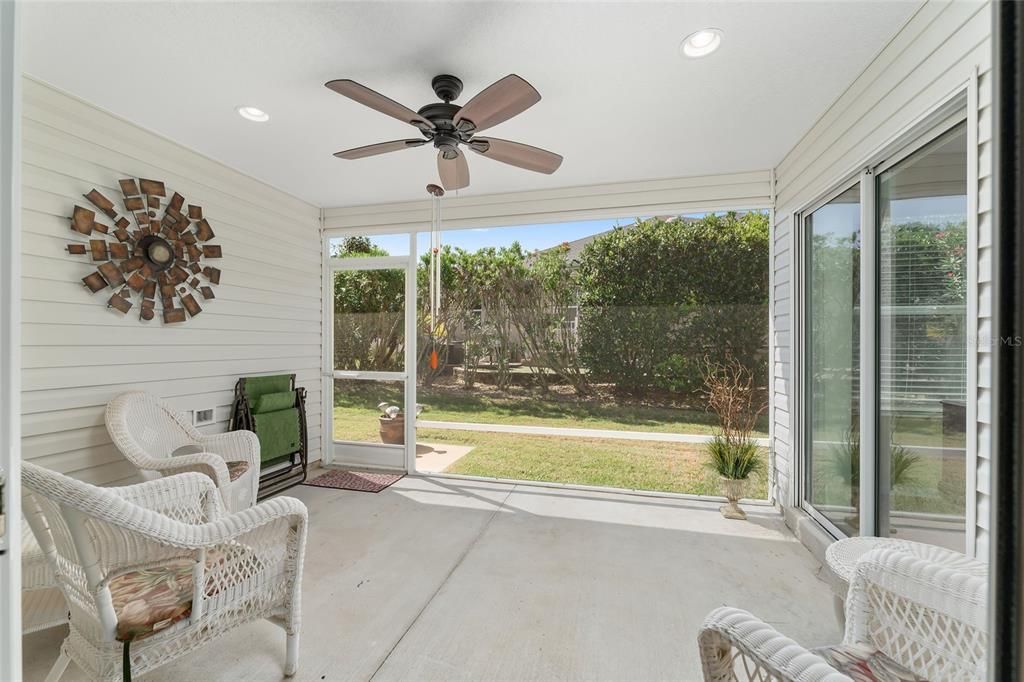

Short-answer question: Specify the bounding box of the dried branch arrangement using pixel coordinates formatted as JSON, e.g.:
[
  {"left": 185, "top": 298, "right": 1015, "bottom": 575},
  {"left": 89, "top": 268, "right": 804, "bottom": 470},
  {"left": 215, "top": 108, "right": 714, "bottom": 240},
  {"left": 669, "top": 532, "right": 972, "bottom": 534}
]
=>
[
  {"left": 701, "top": 355, "right": 768, "bottom": 446},
  {"left": 66, "top": 178, "right": 222, "bottom": 323}
]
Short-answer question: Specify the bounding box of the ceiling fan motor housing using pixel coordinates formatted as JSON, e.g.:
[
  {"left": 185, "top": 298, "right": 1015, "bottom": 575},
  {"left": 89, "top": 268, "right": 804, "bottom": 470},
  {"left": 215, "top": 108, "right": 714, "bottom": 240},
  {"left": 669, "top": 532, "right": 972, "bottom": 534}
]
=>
[
  {"left": 417, "top": 102, "right": 461, "bottom": 128},
  {"left": 430, "top": 74, "right": 463, "bottom": 103},
  {"left": 417, "top": 101, "right": 466, "bottom": 154}
]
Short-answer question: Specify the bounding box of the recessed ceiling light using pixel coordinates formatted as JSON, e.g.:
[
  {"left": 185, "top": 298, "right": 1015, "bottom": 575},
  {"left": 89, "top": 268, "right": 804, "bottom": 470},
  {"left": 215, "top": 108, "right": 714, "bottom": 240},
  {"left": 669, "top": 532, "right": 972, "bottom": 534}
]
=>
[
  {"left": 236, "top": 105, "right": 269, "bottom": 122},
  {"left": 681, "top": 28, "right": 723, "bottom": 58}
]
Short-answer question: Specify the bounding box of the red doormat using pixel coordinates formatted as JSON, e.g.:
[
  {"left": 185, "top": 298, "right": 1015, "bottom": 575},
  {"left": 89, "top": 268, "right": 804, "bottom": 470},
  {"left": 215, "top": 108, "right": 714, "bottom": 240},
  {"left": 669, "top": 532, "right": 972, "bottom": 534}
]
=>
[{"left": 303, "top": 469, "right": 405, "bottom": 493}]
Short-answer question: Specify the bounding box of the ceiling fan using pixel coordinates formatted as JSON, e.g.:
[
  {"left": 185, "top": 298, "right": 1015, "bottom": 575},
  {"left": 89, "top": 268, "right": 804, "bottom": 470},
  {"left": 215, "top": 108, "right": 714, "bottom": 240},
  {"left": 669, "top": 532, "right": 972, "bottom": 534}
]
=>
[{"left": 325, "top": 74, "right": 563, "bottom": 191}]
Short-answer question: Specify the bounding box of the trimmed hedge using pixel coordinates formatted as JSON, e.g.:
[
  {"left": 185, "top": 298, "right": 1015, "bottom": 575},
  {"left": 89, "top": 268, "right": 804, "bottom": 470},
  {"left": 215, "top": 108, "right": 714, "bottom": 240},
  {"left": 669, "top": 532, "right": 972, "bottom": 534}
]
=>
[{"left": 576, "top": 212, "right": 770, "bottom": 396}]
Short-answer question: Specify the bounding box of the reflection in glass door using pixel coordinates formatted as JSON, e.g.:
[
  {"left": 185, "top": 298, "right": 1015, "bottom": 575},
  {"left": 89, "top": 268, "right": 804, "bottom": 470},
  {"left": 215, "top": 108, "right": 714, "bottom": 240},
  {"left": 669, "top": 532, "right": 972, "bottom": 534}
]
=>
[
  {"left": 876, "top": 123, "right": 968, "bottom": 550},
  {"left": 327, "top": 236, "right": 416, "bottom": 471},
  {"left": 803, "top": 185, "right": 861, "bottom": 536}
]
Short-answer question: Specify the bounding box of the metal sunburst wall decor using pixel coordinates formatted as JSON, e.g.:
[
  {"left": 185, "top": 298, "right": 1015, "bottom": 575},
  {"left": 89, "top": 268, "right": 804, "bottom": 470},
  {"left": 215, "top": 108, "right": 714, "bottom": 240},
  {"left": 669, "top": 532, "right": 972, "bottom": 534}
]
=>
[{"left": 66, "top": 178, "right": 222, "bottom": 323}]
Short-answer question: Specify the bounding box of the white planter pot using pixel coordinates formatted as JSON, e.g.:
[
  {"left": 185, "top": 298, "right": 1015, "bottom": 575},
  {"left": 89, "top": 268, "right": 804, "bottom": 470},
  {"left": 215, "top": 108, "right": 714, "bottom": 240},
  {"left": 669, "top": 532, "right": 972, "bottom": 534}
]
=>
[{"left": 719, "top": 476, "right": 748, "bottom": 520}]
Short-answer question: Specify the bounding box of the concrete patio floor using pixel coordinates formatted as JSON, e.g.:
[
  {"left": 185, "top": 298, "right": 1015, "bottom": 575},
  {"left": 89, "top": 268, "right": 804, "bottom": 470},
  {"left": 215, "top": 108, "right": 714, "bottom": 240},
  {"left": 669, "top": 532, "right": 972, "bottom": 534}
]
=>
[{"left": 22, "top": 473, "right": 842, "bottom": 681}]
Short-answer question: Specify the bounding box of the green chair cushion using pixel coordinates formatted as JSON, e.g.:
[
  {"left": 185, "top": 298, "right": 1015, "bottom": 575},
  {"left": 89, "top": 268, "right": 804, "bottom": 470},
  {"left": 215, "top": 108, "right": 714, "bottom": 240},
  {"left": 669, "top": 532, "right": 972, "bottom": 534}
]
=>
[
  {"left": 253, "top": 391, "right": 295, "bottom": 414},
  {"left": 243, "top": 375, "right": 294, "bottom": 408},
  {"left": 252, "top": 408, "right": 301, "bottom": 463}
]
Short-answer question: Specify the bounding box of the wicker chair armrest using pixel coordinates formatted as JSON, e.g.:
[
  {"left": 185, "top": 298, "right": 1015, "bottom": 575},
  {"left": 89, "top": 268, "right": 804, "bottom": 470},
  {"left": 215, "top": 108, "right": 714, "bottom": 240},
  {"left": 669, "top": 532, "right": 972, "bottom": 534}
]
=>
[
  {"left": 107, "top": 472, "right": 225, "bottom": 522},
  {"left": 191, "top": 495, "right": 307, "bottom": 545},
  {"left": 198, "top": 429, "right": 260, "bottom": 467},
  {"left": 163, "top": 402, "right": 206, "bottom": 441},
  {"left": 146, "top": 453, "right": 231, "bottom": 489},
  {"left": 21, "top": 461, "right": 307, "bottom": 550},
  {"left": 845, "top": 547, "right": 988, "bottom": 645},
  {"left": 135, "top": 495, "right": 308, "bottom": 550},
  {"left": 699, "top": 607, "right": 847, "bottom": 682}
]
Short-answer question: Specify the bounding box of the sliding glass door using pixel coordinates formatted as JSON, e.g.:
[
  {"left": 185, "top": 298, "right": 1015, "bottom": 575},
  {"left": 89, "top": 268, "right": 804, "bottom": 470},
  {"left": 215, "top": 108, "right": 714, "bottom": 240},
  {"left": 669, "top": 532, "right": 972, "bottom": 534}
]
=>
[
  {"left": 802, "top": 118, "right": 969, "bottom": 552},
  {"left": 876, "top": 124, "right": 968, "bottom": 548},
  {"left": 804, "top": 185, "right": 861, "bottom": 536}
]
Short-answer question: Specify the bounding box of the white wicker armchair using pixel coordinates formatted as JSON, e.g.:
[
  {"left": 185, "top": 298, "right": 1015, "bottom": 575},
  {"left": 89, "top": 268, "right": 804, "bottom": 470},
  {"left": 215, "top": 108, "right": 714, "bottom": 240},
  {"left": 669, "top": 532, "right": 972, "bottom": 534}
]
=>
[
  {"left": 699, "top": 546, "right": 987, "bottom": 681},
  {"left": 22, "top": 461, "right": 307, "bottom": 681},
  {"left": 106, "top": 392, "right": 260, "bottom": 512},
  {"left": 22, "top": 517, "right": 68, "bottom": 634}
]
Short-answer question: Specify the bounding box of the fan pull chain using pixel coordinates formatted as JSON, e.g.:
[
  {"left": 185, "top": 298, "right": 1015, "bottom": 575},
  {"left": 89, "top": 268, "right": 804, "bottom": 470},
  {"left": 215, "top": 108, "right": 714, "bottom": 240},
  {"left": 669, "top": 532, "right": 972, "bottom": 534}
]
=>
[{"left": 426, "top": 184, "right": 445, "bottom": 371}]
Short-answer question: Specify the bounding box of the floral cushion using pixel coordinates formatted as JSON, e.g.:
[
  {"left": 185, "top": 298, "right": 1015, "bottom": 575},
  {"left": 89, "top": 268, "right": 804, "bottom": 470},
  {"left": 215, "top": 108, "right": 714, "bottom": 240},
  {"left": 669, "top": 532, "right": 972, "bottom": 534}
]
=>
[
  {"left": 108, "top": 549, "right": 233, "bottom": 642},
  {"left": 811, "top": 643, "right": 927, "bottom": 682},
  {"left": 226, "top": 461, "right": 249, "bottom": 481},
  {"left": 109, "top": 559, "right": 196, "bottom": 642}
]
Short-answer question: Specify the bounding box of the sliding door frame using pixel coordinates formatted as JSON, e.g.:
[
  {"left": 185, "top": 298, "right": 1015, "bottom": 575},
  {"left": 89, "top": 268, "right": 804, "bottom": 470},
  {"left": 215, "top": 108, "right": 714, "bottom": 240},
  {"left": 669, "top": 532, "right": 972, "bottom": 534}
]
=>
[
  {"left": 869, "top": 114, "right": 971, "bottom": 543},
  {"left": 0, "top": 1, "right": 21, "bottom": 677},
  {"left": 794, "top": 175, "right": 864, "bottom": 541},
  {"left": 794, "top": 90, "right": 976, "bottom": 552}
]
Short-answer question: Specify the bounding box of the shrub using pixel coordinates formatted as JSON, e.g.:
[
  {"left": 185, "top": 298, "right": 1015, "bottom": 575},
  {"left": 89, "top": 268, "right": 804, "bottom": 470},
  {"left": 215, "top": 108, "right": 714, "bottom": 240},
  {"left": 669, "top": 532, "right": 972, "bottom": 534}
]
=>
[
  {"left": 504, "top": 244, "right": 590, "bottom": 394},
  {"left": 417, "top": 245, "right": 461, "bottom": 386},
  {"left": 332, "top": 238, "right": 405, "bottom": 371},
  {"left": 576, "top": 212, "right": 769, "bottom": 397}
]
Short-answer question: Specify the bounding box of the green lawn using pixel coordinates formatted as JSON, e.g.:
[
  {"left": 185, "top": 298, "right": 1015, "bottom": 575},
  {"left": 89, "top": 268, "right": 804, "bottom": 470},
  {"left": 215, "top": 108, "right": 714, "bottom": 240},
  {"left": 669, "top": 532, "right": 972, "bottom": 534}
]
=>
[
  {"left": 333, "top": 381, "right": 964, "bottom": 513},
  {"left": 420, "top": 428, "right": 769, "bottom": 498},
  {"left": 331, "top": 390, "right": 770, "bottom": 498},
  {"left": 334, "top": 378, "right": 769, "bottom": 437}
]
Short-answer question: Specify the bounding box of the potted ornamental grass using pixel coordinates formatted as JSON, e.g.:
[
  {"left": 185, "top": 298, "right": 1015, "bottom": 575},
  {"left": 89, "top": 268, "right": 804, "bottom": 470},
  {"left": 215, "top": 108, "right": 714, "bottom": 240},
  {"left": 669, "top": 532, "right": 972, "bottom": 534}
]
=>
[
  {"left": 706, "top": 435, "right": 766, "bottom": 519},
  {"left": 701, "top": 357, "right": 768, "bottom": 520}
]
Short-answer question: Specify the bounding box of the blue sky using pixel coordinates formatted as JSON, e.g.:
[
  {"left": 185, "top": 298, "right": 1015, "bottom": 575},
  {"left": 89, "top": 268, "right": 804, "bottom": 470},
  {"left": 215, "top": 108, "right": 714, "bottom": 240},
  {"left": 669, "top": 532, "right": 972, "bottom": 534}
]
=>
[
  {"left": 344, "top": 213, "right": 729, "bottom": 257},
  {"left": 357, "top": 217, "right": 637, "bottom": 257},
  {"left": 343, "top": 196, "right": 964, "bottom": 259}
]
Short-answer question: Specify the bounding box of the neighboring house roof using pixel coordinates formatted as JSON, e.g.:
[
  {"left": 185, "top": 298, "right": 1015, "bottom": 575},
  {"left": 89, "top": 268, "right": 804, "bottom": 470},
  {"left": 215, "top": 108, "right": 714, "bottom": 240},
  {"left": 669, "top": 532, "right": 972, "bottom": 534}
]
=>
[
  {"left": 556, "top": 227, "right": 621, "bottom": 262},
  {"left": 542, "top": 215, "right": 690, "bottom": 262}
]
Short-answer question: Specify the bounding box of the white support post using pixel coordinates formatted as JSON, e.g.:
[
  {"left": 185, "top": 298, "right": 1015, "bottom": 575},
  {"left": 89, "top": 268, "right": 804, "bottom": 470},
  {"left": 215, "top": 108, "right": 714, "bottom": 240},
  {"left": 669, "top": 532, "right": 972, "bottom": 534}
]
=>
[
  {"left": 859, "top": 168, "right": 878, "bottom": 538},
  {"left": 321, "top": 230, "right": 333, "bottom": 467},
  {"left": 0, "top": 1, "right": 22, "bottom": 678},
  {"left": 405, "top": 232, "right": 417, "bottom": 474}
]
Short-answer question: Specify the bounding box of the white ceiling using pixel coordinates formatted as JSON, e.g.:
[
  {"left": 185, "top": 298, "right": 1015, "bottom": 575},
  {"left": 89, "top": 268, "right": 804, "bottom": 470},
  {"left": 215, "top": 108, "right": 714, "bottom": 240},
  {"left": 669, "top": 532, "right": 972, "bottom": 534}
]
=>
[{"left": 22, "top": 1, "right": 921, "bottom": 208}]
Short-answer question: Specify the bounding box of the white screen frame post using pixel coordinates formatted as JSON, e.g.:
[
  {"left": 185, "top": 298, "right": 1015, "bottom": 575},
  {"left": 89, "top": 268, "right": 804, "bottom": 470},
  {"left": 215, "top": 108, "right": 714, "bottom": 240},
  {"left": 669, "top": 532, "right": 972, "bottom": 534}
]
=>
[
  {"left": 322, "top": 235, "right": 418, "bottom": 472},
  {"left": 0, "top": 0, "right": 22, "bottom": 678}
]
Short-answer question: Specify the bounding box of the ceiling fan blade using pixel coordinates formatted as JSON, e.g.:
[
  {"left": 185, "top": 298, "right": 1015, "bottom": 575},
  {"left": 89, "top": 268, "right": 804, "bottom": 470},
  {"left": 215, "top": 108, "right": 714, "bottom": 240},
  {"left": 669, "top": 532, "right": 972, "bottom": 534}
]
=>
[
  {"left": 334, "top": 139, "right": 426, "bottom": 160},
  {"left": 468, "top": 137, "right": 563, "bottom": 174},
  {"left": 325, "top": 79, "right": 435, "bottom": 130},
  {"left": 453, "top": 74, "right": 540, "bottom": 134},
  {"left": 437, "top": 149, "right": 470, "bottom": 190}
]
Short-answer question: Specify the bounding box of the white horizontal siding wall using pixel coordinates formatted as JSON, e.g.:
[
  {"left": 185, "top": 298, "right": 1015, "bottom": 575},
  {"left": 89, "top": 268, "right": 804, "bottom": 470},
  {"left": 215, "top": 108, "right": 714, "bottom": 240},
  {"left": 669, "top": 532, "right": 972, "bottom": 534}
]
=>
[
  {"left": 974, "top": 56, "right": 993, "bottom": 559},
  {"left": 21, "top": 77, "right": 322, "bottom": 485},
  {"left": 771, "top": 0, "right": 992, "bottom": 556},
  {"left": 323, "top": 171, "right": 772, "bottom": 233}
]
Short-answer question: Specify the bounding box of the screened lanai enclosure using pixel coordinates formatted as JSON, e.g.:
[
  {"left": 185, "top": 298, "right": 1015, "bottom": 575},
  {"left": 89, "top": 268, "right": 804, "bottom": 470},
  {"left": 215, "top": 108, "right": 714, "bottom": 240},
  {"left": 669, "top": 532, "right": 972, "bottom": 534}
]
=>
[
  {"left": 327, "top": 213, "right": 772, "bottom": 496},
  {"left": 3, "top": 1, "right": 1006, "bottom": 679}
]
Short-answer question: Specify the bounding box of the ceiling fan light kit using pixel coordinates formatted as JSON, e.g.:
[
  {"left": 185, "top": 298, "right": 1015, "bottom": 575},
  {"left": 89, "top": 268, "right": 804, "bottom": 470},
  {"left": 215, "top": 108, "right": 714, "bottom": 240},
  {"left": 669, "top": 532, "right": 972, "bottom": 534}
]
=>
[{"left": 326, "top": 73, "right": 563, "bottom": 191}]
